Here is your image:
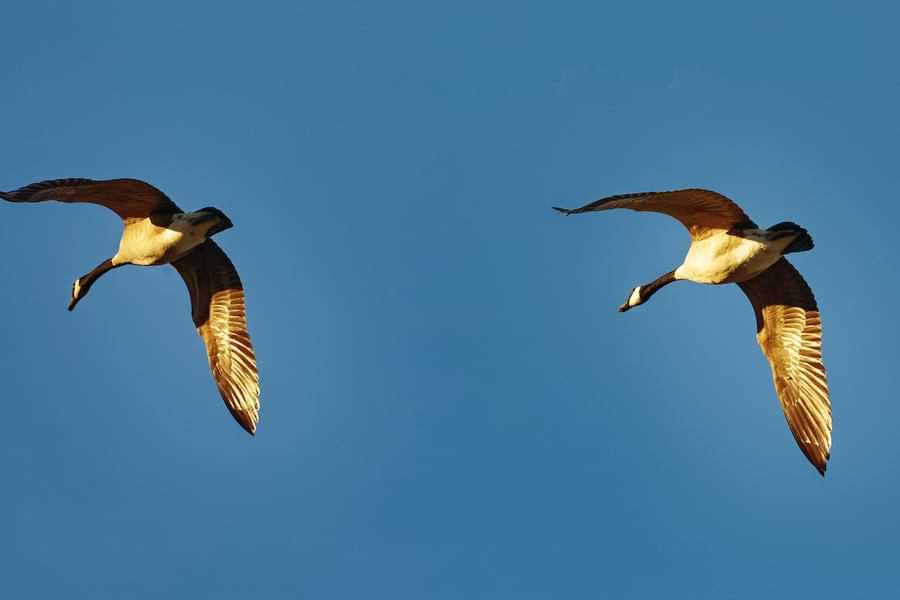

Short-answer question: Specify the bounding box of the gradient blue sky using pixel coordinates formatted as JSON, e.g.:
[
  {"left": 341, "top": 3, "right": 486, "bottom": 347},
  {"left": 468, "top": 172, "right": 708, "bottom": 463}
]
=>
[{"left": 0, "top": 1, "right": 897, "bottom": 597}]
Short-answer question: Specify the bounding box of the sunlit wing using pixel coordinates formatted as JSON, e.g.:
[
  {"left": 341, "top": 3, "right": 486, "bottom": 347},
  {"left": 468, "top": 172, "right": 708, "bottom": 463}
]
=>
[
  {"left": 738, "top": 258, "right": 831, "bottom": 475},
  {"left": 553, "top": 189, "right": 757, "bottom": 240},
  {"left": 172, "top": 240, "right": 260, "bottom": 434},
  {"left": 0, "top": 178, "right": 182, "bottom": 221}
]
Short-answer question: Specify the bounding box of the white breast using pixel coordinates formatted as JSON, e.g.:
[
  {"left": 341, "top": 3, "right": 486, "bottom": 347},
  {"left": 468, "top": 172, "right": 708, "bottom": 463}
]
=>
[
  {"left": 113, "top": 214, "right": 209, "bottom": 266},
  {"left": 675, "top": 230, "right": 794, "bottom": 284}
]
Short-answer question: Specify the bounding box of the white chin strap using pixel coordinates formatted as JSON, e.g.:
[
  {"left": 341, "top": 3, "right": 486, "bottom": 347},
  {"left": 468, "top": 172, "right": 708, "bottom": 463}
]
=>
[{"left": 628, "top": 286, "right": 642, "bottom": 307}]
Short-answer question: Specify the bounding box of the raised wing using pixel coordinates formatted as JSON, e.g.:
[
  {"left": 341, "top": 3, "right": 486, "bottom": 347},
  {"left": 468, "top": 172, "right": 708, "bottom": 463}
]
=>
[
  {"left": 0, "top": 178, "right": 182, "bottom": 221},
  {"left": 553, "top": 189, "right": 757, "bottom": 240},
  {"left": 172, "top": 240, "right": 260, "bottom": 434},
  {"left": 738, "top": 258, "right": 831, "bottom": 475}
]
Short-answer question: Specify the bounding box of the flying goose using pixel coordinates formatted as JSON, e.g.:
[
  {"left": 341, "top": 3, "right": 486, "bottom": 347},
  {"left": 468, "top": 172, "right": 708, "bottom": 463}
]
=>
[
  {"left": 0, "top": 178, "right": 260, "bottom": 434},
  {"left": 554, "top": 189, "right": 831, "bottom": 475}
]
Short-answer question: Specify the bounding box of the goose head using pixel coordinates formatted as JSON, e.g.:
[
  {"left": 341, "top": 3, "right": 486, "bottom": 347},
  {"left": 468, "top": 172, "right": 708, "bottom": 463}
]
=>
[
  {"left": 618, "top": 286, "right": 644, "bottom": 313},
  {"left": 68, "top": 277, "right": 86, "bottom": 311},
  {"left": 192, "top": 207, "right": 234, "bottom": 237}
]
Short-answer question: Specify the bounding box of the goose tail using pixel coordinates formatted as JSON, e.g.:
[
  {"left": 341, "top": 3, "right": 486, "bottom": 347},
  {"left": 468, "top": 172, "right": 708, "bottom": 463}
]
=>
[{"left": 768, "top": 221, "right": 814, "bottom": 255}]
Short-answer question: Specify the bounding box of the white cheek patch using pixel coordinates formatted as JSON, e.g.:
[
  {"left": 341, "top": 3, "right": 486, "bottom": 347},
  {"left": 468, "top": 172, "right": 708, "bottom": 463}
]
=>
[
  {"left": 72, "top": 279, "right": 82, "bottom": 298},
  {"left": 628, "top": 286, "right": 642, "bottom": 307}
]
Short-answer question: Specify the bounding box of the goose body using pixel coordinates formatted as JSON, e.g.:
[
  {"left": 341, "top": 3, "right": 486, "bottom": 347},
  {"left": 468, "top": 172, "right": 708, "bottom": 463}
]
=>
[
  {"left": 673, "top": 228, "right": 798, "bottom": 284},
  {"left": 112, "top": 211, "right": 227, "bottom": 266},
  {"left": 0, "top": 178, "right": 260, "bottom": 434},
  {"left": 554, "top": 189, "right": 830, "bottom": 475}
]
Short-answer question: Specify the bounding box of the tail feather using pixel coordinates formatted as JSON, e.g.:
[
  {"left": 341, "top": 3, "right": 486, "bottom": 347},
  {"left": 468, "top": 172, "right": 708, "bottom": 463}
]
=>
[{"left": 768, "top": 221, "right": 814, "bottom": 254}]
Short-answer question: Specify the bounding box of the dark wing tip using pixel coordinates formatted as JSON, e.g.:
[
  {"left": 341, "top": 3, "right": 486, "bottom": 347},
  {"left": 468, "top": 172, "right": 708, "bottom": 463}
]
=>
[
  {"left": 806, "top": 447, "right": 828, "bottom": 476},
  {"left": 0, "top": 178, "right": 96, "bottom": 202},
  {"left": 231, "top": 408, "right": 257, "bottom": 436},
  {"left": 818, "top": 451, "right": 829, "bottom": 476},
  {"left": 552, "top": 206, "right": 575, "bottom": 215},
  {"left": 0, "top": 190, "right": 24, "bottom": 202}
]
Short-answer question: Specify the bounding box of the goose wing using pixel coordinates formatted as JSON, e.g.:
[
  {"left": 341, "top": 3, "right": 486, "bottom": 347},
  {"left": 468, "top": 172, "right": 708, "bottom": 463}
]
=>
[
  {"left": 172, "top": 240, "right": 260, "bottom": 434},
  {"left": 553, "top": 189, "right": 757, "bottom": 240},
  {"left": 737, "top": 258, "right": 831, "bottom": 475},
  {"left": 0, "top": 178, "right": 182, "bottom": 221}
]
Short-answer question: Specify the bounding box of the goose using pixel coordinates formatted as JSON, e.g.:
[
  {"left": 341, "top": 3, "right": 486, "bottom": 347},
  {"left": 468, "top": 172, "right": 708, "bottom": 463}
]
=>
[
  {"left": 0, "top": 178, "right": 260, "bottom": 434},
  {"left": 553, "top": 189, "right": 831, "bottom": 475}
]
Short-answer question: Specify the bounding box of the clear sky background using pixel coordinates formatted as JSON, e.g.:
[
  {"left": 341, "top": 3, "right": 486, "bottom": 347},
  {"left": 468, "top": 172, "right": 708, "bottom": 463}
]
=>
[{"left": 0, "top": 1, "right": 897, "bottom": 597}]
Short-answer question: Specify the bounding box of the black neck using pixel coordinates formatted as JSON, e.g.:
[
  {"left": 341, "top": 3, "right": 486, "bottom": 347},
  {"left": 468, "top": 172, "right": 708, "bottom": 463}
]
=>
[
  {"left": 70, "top": 258, "right": 120, "bottom": 311},
  {"left": 82, "top": 259, "right": 118, "bottom": 291},
  {"left": 640, "top": 270, "right": 677, "bottom": 302}
]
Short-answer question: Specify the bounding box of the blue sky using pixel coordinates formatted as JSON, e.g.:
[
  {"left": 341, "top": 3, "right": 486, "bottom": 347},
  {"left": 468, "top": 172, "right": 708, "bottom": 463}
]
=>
[{"left": 0, "top": 0, "right": 897, "bottom": 597}]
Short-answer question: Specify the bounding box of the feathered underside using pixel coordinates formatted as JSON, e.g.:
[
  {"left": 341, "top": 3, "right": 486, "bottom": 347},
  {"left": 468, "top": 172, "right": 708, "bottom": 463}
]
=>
[
  {"left": 738, "top": 258, "right": 831, "bottom": 475},
  {"left": 172, "top": 240, "right": 260, "bottom": 434},
  {"left": 553, "top": 188, "right": 757, "bottom": 240},
  {"left": 0, "top": 177, "right": 182, "bottom": 221}
]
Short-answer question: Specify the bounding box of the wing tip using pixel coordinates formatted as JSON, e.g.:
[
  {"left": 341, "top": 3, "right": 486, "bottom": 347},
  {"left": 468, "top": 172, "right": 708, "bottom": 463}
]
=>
[
  {"left": 227, "top": 406, "right": 258, "bottom": 436},
  {"left": 239, "top": 415, "right": 258, "bottom": 436},
  {"left": 808, "top": 449, "right": 829, "bottom": 477},
  {"left": 818, "top": 450, "right": 830, "bottom": 477},
  {"left": 552, "top": 206, "right": 575, "bottom": 215}
]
